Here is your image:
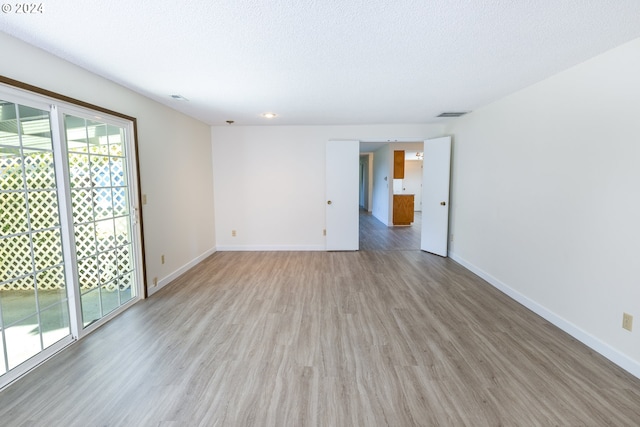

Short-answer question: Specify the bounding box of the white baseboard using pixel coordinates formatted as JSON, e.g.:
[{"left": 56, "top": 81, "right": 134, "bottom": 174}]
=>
[
  {"left": 449, "top": 251, "right": 640, "bottom": 380},
  {"left": 147, "top": 247, "right": 217, "bottom": 296},
  {"left": 215, "top": 245, "right": 325, "bottom": 251}
]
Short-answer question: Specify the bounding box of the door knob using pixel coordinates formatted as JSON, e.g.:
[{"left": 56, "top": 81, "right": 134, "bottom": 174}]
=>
[
  {"left": 440, "top": 201, "right": 446, "bottom": 206},
  {"left": 327, "top": 200, "right": 332, "bottom": 205}
]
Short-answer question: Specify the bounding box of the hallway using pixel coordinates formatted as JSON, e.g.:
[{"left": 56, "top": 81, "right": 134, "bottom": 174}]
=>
[{"left": 359, "top": 210, "right": 421, "bottom": 251}]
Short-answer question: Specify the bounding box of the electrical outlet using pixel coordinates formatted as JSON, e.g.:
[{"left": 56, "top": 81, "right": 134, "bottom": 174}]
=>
[
  {"left": 142, "top": 194, "right": 147, "bottom": 205},
  {"left": 153, "top": 277, "right": 158, "bottom": 287},
  {"left": 232, "top": 230, "right": 237, "bottom": 237},
  {"left": 161, "top": 255, "right": 165, "bottom": 264},
  {"left": 450, "top": 233, "right": 454, "bottom": 242},
  {"left": 622, "top": 313, "right": 633, "bottom": 331},
  {"left": 323, "top": 229, "right": 326, "bottom": 236}
]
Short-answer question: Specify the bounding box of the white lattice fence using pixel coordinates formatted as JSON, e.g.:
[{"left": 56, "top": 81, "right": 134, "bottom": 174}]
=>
[{"left": 1, "top": 152, "right": 130, "bottom": 292}]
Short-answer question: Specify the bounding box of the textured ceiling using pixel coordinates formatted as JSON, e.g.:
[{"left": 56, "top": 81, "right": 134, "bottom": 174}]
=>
[{"left": 2, "top": 1, "right": 640, "bottom": 126}]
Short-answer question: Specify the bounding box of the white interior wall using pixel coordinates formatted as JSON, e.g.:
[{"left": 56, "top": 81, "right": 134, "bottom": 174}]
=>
[
  {"left": 359, "top": 155, "right": 367, "bottom": 209},
  {"left": 446, "top": 38, "right": 640, "bottom": 377},
  {"left": 365, "top": 153, "right": 373, "bottom": 212},
  {"left": 372, "top": 145, "right": 391, "bottom": 225},
  {"left": 211, "top": 124, "right": 443, "bottom": 249},
  {"left": 358, "top": 153, "right": 373, "bottom": 211},
  {"left": 0, "top": 32, "right": 216, "bottom": 296},
  {"left": 367, "top": 153, "right": 374, "bottom": 212}
]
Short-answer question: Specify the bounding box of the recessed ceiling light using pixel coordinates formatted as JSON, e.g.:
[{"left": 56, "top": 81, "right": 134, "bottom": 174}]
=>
[
  {"left": 262, "top": 112, "right": 277, "bottom": 119},
  {"left": 170, "top": 94, "right": 189, "bottom": 101}
]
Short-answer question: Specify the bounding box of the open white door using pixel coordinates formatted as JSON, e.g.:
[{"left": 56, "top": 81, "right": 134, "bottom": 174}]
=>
[
  {"left": 421, "top": 136, "right": 451, "bottom": 256},
  {"left": 326, "top": 140, "right": 359, "bottom": 251}
]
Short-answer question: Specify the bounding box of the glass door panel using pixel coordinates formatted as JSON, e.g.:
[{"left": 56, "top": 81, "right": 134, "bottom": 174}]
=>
[
  {"left": 64, "top": 115, "right": 137, "bottom": 328},
  {"left": 0, "top": 100, "right": 71, "bottom": 375}
]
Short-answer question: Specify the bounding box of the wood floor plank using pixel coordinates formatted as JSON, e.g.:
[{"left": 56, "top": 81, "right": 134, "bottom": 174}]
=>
[{"left": 1, "top": 250, "right": 640, "bottom": 426}]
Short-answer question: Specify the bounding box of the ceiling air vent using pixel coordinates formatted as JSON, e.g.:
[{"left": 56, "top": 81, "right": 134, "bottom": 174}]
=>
[{"left": 437, "top": 112, "right": 468, "bottom": 118}]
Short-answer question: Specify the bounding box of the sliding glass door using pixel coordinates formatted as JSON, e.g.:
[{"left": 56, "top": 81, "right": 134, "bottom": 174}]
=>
[
  {"left": 64, "top": 115, "right": 137, "bottom": 327},
  {"left": 0, "top": 87, "right": 142, "bottom": 387}
]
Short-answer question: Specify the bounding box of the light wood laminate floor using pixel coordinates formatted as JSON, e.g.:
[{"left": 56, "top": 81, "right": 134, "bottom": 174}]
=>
[
  {"left": 359, "top": 210, "right": 421, "bottom": 251},
  {"left": 1, "top": 251, "right": 639, "bottom": 426}
]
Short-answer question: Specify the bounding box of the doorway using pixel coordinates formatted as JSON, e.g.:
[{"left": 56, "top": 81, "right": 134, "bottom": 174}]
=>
[
  {"left": 358, "top": 142, "right": 423, "bottom": 251},
  {"left": 326, "top": 137, "right": 450, "bottom": 254}
]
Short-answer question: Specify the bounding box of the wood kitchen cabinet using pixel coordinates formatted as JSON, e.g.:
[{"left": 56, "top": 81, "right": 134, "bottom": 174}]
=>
[
  {"left": 393, "top": 150, "right": 405, "bottom": 179},
  {"left": 393, "top": 194, "right": 414, "bottom": 225}
]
